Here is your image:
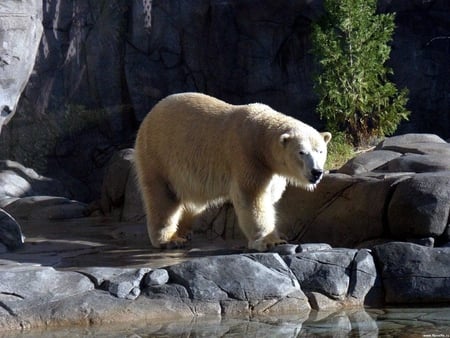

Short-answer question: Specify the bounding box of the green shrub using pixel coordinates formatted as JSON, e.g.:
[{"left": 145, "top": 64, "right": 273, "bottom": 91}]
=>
[{"left": 312, "top": 0, "right": 410, "bottom": 146}]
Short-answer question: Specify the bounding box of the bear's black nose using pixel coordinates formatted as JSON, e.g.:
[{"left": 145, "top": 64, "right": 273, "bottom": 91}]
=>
[{"left": 311, "top": 169, "right": 323, "bottom": 182}]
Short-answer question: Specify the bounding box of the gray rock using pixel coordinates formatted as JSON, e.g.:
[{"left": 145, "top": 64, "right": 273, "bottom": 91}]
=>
[
  {"left": 348, "top": 249, "right": 378, "bottom": 304},
  {"left": 144, "top": 269, "right": 169, "bottom": 287},
  {"left": 145, "top": 283, "right": 190, "bottom": 299},
  {"left": 338, "top": 150, "right": 401, "bottom": 175},
  {"left": 0, "top": 208, "right": 24, "bottom": 250},
  {"left": 3, "top": 196, "right": 87, "bottom": 220},
  {"left": 284, "top": 249, "right": 357, "bottom": 301},
  {"left": 78, "top": 267, "right": 151, "bottom": 300},
  {"left": 270, "top": 243, "right": 298, "bottom": 255},
  {"left": 306, "top": 292, "right": 343, "bottom": 311},
  {"left": 107, "top": 268, "right": 150, "bottom": 300},
  {"left": 0, "top": 160, "right": 68, "bottom": 199},
  {"left": 0, "top": 0, "right": 43, "bottom": 132},
  {"left": 380, "top": 154, "right": 450, "bottom": 173},
  {"left": 121, "top": 165, "right": 145, "bottom": 222},
  {"left": 296, "top": 243, "right": 332, "bottom": 253},
  {"left": 388, "top": 172, "right": 450, "bottom": 237},
  {"left": 373, "top": 242, "right": 450, "bottom": 304},
  {"left": 375, "top": 134, "right": 447, "bottom": 150},
  {"left": 277, "top": 174, "right": 391, "bottom": 247},
  {"left": 0, "top": 265, "right": 94, "bottom": 311},
  {"left": 100, "top": 149, "right": 135, "bottom": 216},
  {"left": 166, "top": 253, "right": 304, "bottom": 302}
]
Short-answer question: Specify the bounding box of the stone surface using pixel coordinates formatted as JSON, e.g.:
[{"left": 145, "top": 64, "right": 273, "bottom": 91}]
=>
[
  {"left": 338, "top": 150, "right": 402, "bottom": 175},
  {"left": 0, "top": 264, "right": 94, "bottom": 311},
  {"left": 348, "top": 249, "right": 378, "bottom": 304},
  {"left": 3, "top": 196, "right": 87, "bottom": 220},
  {"left": 388, "top": 172, "right": 450, "bottom": 237},
  {"left": 381, "top": 154, "right": 450, "bottom": 173},
  {"left": 373, "top": 242, "right": 450, "bottom": 304},
  {"left": 144, "top": 269, "right": 169, "bottom": 287},
  {"left": 277, "top": 174, "right": 392, "bottom": 247},
  {"left": 0, "top": 160, "right": 68, "bottom": 201},
  {"left": 375, "top": 133, "right": 447, "bottom": 150},
  {"left": 167, "top": 253, "right": 303, "bottom": 302},
  {"left": 0, "top": 209, "right": 24, "bottom": 250},
  {"left": 284, "top": 249, "right": 357, "bottom": 301},
  {"left": 100, "top": 149, "right": 135, "bottom": 216},
  {"left": 0, "top": 0, "right": 43, "bottom": 132}
]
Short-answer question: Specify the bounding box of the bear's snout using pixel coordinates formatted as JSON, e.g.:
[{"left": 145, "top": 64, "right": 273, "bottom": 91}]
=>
[{"left": 310, "top": 169, "right": 323, "bottom": 183}]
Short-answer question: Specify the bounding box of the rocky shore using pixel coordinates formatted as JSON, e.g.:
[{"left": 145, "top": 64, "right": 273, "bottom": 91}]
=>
[{"left": 0, "top": 133, "right": 449, "bottom": 332}]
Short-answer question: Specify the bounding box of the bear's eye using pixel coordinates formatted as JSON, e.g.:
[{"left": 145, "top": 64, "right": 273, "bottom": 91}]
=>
[{"left": 299, "top": 151, "right": 308, "bottom": 156}]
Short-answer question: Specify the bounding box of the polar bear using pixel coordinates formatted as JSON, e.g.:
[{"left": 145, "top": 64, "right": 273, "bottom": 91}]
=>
[{"left": 134, "top": 93, "right": 331, "bottom": 251}]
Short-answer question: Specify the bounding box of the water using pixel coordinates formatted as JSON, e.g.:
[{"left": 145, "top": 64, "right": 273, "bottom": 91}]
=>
[{"left": 5, "top": 307, "right": 450, "bottom": 337}]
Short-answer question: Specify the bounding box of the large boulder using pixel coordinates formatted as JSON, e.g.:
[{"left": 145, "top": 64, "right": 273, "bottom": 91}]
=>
[
  {"left": 277, "top": 174, "right": 393, "bottom": 247},
  {"left": 167, "top": 253, "right": 301, "bottom": 301},
  {"left": 373, "top": 242, "right": 450, "bottom": 304},
  {"left": 387, "top": 172, "right": 450, "bottom": 238},
  {"left": 0, "top": 265, "right": 94, "bottom": 311}
]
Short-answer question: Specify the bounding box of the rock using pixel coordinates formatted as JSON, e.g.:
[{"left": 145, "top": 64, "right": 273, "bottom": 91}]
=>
[
  {"left": 373, "top": 242, "right": 450, "bottom": 304},
  {"left": 375, "top": 134, "right": 447, "bottom": 151},
  {"left": 100, "top": 149, "right": 135, "bottom": 216},
  {"left": 338, "top": 150, "right": 401, "bottom": 175},
  {"left": 277, "top": 174, "right": 391, "bottom": 247},
  {"left": 166, "top": 253, "right": 306, "bottom": 303},
  {"left": 121, "top": 165, "right": 145, "bottom": 222},
  {"left": 407, "top": 237, "right": 435, "bottom": 247},
  {"left": 144, "top": 269, "right": 169, "bottom": 287},
  {"left": 348, "top": 249, "right": 378, "bottom": 304},
  {"left": 0, "top": 209, "right": 24, "bottom": 250},
  {"left": 296, "top": 243, "right": 332, "bottom": 253},
  {"left": 306, "top": 292, "right": 343, "bottom": 311},
  {"left": 78, "top": 267, "right": 151, "bottom": 300},
  {"left": 380, "top": 154, "right": 450, "bottom": 173},
  {"left": 0, "top": 160, "right": 69, "bottom": 200},
  {"left": 3, "top": 196, "right": 87, "bottom": 220},
  {"left": 284, "top": 249, "right": 357, "bottom": 301},
  {"left": 145, "top": 283, "right": 190, "bottom": 299},
  {"left": 0, "top": 0, "right": 43, "bottom": 132},
  {"left": 0, "top": 265, "right": 94, "bottom": 311},
  {"left": 388, "top": 172, "right": 450, "bottom": 237},
  {"left": 270, "top": 243, "right": 298, "bottom": 255}
]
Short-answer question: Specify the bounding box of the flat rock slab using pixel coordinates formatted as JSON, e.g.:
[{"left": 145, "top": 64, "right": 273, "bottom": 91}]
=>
[
  {"left": 338, "top": 150, "right": 401, "bottom": 175},
  {"left": 167, "top": 253, "right": 303, "bottom": 301},
  {"left": 0, "top": 265, "right": 94, "bottom": 312},
  {"left": 373, "top": 242, "right": 450, "bottom": 304}
]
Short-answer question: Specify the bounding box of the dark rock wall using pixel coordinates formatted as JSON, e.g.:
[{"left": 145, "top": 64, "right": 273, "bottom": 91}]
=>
[{"left": 0, "top": 0, "right": 449, "bottom": 201}]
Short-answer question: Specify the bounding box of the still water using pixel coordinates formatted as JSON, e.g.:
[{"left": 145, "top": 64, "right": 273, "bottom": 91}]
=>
[{"left": 7, "top": 307, "right": 450, "bottom": 337}]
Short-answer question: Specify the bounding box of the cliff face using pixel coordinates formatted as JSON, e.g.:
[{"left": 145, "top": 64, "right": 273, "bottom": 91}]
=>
[
  {"left": 0, "top": 0, "right": 449, "bottom": 200},
  {"left": 0, "top": 0, "right": 42, "bottom": 132}
]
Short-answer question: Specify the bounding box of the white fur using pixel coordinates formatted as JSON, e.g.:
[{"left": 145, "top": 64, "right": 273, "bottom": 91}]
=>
[{"left": 134, "top": 93, "right": 331, "bottom": 251}]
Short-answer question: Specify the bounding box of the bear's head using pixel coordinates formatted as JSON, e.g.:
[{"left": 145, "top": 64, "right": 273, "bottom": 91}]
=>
[{"left": 279, "top": 130, "right": 332, "bottom": 191}]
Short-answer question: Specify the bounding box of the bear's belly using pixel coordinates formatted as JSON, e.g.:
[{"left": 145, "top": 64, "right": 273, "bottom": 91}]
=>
[{"left": 167, "top": 169, "right": 231, "bottom": 204}]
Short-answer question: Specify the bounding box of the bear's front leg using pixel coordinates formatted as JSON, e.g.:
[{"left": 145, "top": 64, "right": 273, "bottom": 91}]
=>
[{"left": 231, "top": 187, "right": 286, "bottom": 251}]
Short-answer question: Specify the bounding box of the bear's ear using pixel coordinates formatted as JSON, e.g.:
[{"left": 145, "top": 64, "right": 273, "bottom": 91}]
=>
[
  {"left": 280, "top": 133, "right": 292, "bottom": 147},
  {"left": 321, "top": 132, "right": 332, "bottom": 144}
]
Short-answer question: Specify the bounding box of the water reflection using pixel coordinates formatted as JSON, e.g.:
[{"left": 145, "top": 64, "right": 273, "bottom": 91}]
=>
[{"left": 7, "top": 307, "right": 450, "bottom": 337}]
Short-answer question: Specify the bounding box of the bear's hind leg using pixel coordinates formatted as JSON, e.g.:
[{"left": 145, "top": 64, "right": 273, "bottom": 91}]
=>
[{"left": 140, "top": 179, "right": 187, "bottom": 249}]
